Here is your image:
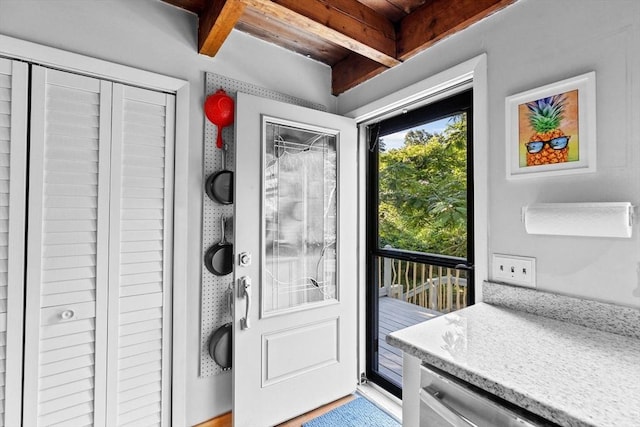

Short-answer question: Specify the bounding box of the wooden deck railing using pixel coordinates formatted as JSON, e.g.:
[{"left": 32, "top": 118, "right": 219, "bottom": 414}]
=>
[{"left": 377, "top": 256, "right": 468, "bottom": 313}]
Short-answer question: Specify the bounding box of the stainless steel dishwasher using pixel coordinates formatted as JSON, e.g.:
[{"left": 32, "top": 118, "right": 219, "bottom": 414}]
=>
[{"left": 419, "top": 364, "right": 557, "bottom": 427}]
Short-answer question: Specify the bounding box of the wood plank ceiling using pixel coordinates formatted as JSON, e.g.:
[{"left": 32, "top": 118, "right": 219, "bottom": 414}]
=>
[{"left": 161, "top": 0, "right": 516, "bottom": 95}]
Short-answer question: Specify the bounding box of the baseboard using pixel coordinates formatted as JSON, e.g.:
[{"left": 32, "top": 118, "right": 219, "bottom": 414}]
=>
[{"left": 193, "top": 411, "right": 232, "bottom": 427}]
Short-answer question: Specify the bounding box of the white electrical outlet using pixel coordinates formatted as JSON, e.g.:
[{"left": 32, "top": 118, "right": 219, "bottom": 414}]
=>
[{"left": 492, "top": 254, "right": 536, "bottom": 288}]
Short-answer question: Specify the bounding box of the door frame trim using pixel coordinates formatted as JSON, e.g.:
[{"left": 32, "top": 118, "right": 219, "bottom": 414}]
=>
[
  {"left": 0, "top": 34, "right": 191, "bottom": 426},
  {"left": 344, "top": 53, "right": 488, "bottom": 391}
]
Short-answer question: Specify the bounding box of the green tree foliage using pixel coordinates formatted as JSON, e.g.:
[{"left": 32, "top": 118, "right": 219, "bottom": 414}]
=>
[{"left": 378, "top": 115, "right": 467, "bottom": 258}]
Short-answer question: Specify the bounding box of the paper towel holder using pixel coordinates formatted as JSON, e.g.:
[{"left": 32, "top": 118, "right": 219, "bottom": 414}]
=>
[{"left": 521, "top": 202, "right": 635, "bottom": 238}]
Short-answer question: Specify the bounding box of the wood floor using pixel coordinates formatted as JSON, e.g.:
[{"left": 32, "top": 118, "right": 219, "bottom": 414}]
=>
[{"left": 378, "top": 296, "right": 441, "bottom": 385}]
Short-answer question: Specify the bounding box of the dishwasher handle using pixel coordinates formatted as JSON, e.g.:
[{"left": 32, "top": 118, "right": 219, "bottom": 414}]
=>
[{"left": 420, "top": 387, "right": 477, "bottom": 427}]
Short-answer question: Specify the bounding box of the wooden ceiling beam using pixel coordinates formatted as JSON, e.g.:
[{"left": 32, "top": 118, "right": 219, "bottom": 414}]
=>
[
  {"left": 331, "top": 0, "right": 515, "bottom": 94},
  {"left": 242, "top": 0, "right": 400, "bottom": 68},
  {"left": 332, "top": 53, "right": 385, "bottom": 95},
  {"left": 237, "top": 8, "right": 350, "bottom": 65},
  {"left": 163, "top": 0, "right": 207, "bottom": 15},
  {"left": 198, "top": 0, "right": 246, "bottom": 56},
  {"left": 397, "top": 0, "right": 515, "bottom": 59}
]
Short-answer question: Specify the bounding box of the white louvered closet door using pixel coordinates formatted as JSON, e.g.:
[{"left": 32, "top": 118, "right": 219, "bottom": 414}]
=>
[
  {"left": 0, "top": 58, "right": 28, "bottom": 427},
  {"left": 24, "top": 66, "right": 174, "bottom": 427},
  {"left": 106, "top": 85, "right": 174, "bottom": 426},
  {"left": 24, "top": 66, "right": 112, "bottom": 427}
]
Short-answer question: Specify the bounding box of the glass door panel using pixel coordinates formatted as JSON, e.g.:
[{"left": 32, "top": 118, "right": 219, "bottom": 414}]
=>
[{"left": 263, "top": 119, "right": 338, "bottom": 315}]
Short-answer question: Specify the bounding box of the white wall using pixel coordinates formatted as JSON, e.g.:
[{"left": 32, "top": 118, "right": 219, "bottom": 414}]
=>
[
  {"left": 0, "top": 0, "right": 334, "bottom": 424},
  {"left": 338, "top": 0, "right": 640, "bottom": 308}
]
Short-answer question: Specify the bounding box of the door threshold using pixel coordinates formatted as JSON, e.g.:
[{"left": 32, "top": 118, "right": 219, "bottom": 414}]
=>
[{"left": 357, "top": 381, "right": 403, "bottom": 422}]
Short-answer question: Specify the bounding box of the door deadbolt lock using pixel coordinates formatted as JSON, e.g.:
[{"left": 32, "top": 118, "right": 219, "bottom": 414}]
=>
[{"left": 239, "top": 252, "right": 252, "bottom": 267}]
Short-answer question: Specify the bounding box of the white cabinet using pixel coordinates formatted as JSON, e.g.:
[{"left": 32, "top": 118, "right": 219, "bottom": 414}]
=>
[{"left": 11, "top": 65, "right": 174, "bottom": 427}]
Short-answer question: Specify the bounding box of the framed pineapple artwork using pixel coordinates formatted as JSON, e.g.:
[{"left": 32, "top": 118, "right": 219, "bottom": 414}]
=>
[{"left": 505, "top": 72, "right": 596, "bottom": 179}]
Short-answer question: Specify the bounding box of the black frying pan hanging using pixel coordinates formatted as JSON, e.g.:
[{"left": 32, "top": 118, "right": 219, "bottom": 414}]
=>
[
  {"left": 208, "top": 286, "right": 233, "bottom": 370},
  {"left": 208, "top": 322, "right": 232, "bottom": 370},
  {"left": 205, "top": 143, "right": 233, "bottom": 204},
  {"left": 204, "top": 216, "right": 233, "bottom": 276}
]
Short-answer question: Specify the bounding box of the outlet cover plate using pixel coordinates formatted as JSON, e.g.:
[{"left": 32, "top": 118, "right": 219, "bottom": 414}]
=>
[{"left": 492, "top": 254, "right": 536, "bottom": 288}]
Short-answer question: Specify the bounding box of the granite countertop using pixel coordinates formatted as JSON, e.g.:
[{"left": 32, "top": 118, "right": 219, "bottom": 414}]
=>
[{"left": 387, "top": 300, "right": 640, "bottom": 427}]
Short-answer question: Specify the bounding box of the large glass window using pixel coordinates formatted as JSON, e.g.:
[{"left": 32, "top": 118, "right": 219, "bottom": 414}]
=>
[{"left": 366, "top": 90, "right": 474, "bottom": 397}]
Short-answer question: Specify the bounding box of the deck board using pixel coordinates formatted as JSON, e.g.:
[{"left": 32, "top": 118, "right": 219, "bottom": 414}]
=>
[{"left": 377, "top": 296, "right": 441, "bottom": 386}]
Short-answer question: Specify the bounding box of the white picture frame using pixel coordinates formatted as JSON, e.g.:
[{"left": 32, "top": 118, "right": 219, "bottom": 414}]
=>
[{"left": 505, "top": 72, "right": 596, "bottom": 179}]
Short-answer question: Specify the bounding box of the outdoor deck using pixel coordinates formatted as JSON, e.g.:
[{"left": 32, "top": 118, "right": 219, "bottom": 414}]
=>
[{"left": 378, "top": 296, "right": 442, "bottom": 385}]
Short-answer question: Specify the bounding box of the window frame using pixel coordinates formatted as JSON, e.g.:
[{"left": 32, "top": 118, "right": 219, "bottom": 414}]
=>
[{"left": 365, "top": 89, "right": 475, "bottom": 397}]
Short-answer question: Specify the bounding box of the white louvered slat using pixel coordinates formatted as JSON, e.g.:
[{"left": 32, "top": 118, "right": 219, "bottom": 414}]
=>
[
  {"left": 40, "top": 354, "right": 94, "bottom": 378},
  {"left": 119, "top": 350, "right": 162, "bottom": 371},
  {"left": 0, "top": 58, "right": 27, "bottom": 427},
  {"left": 40, "top": 342, "right": 95, "bottom": 365},
  {"left": 38, "top": 401, "right": 94, "bottom": 426},
  {"left": 106, "top": 85, "right": 174, "bottom": 426},
  {"left": 41, "top": 266, "right": 96, "bottom": 284},
  {"left": 119, "top": 369, "right": 162, "bottom": 393},
  {"left": 42, "top": 278, "right": 95, "bottom": 296},
  {"left": 24, "top": 66, "right": 110, "bottom": 427},
  {"left": 43, "top": 254, "right": 96, "bottom": 270},
  {"left": 40, "top": 318, "right": 95, "bottom": 339},
  {"left": 119, "top": 361, "right": 163, "bottom": 383},
  {"left": 45, "top": 171, "right": 98, "bottom": 186},
  {"left": 117, "top": 381, "right": 162, "bottom": 405},
  {"left": 120, "top": 307, "right": 163, "bottom": 325},
  {"left": 120, "top": 318, "right": 163, "bottom": 336},
  {"left": 49, "top": 413, "right": 93, "bottom": 427},
  {"left": 45, "top": 183, "right": 99, "bottom": 197},
  {"left": 118, "top": 402, "right": 162, "bottom": 426},
  {"left": 41, "top": 290, "right": 96, "bottom": 308},
  {"left": 120, "top": 329, "right": 163, "bottom": 348},
  {"left": 119, "top": 339, "right": 162, "bottom": 361},
  {"left": 121, "top": 250, "right": 162, "bottom": 263},
  {"left": 121, "top": 283, "right": 163, "bottom": 297},
  {"left": 39, "top": 389, "right": 94, "bottom": 417},
  {"left": 39, "top": 377, "right": 94, "bottom": 403},
  {"left": 40, "top": 330, "right": 94, "bottom": 351},
  {"left": 117, "top": 392, "right": 162, "bottom": 416},
  {"left": 43, "top": 231, "right": 96, "bottom": 246}
]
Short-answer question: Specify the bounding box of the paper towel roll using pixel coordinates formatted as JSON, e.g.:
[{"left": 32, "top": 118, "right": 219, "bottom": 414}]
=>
[{"left": 522, "top": 202, "right": 634, "bottom": 238}]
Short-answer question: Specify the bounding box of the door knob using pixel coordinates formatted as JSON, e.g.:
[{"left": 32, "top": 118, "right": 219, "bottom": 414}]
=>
[{"left": 60, "top": 309, "right": 75, "bottom": 320}]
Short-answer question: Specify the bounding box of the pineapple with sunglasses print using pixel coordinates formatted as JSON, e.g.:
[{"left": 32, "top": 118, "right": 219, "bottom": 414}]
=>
[{"left": 525, "top": 95, "right": 570, "bottom": 166}]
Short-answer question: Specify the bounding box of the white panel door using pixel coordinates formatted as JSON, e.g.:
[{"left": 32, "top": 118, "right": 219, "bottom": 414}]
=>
[
  {"left": 0, "top": 58, "right": 28, "bottom": 427},
  {"left": 233, "top": 92, "right": 358, "bottom": 427},
  {"left": 24, "top": 66, "right": 112, "bottom": 427},
  {"left": 106, "top": 84, "right": 174, "bottom": 427}
]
